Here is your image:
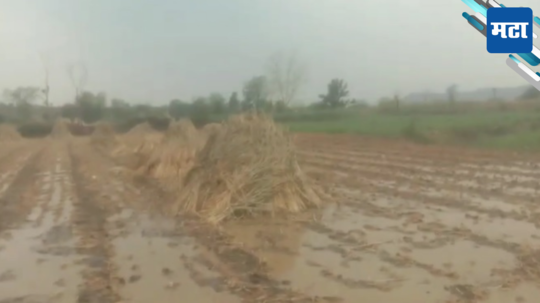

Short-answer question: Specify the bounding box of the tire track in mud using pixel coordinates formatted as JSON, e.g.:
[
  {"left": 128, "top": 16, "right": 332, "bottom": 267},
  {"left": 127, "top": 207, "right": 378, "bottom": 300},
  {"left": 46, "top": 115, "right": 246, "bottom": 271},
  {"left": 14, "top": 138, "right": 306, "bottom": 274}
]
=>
[
  {"left": 0, "top": 144, "right": 86, "bottom": 303},
  {"left": 68, "top": 143, "right": 122, "bottom": 303},
  {"left": 77, "top": 142, "right": 248, "bottom": 303},
  {"left": 0, "top": 148, "right": 43, "bottom": 233}
]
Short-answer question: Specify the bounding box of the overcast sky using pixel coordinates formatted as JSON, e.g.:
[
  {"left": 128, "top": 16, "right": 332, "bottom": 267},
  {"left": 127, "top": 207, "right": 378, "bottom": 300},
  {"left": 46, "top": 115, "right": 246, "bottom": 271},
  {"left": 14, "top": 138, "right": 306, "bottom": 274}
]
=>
[{"left": 1, "top": 0, "right": 539, "bottom": 105}]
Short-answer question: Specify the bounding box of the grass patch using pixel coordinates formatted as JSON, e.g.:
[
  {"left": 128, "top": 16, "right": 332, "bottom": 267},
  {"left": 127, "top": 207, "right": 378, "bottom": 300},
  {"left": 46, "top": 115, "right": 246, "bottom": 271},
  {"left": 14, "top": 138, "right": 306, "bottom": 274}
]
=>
[{"left": 281, "top": 109, "right": 540, "bottom": 151}]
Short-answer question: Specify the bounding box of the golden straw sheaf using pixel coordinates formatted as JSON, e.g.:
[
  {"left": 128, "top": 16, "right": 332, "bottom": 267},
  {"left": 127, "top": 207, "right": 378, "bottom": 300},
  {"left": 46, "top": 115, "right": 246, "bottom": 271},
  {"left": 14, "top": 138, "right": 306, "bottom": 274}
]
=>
[
  {"left": 174, "top": 113, "right": 325, "bottom": 224},
  {"left": 90, "top": 122, "right": 118, "bottom": 149},
  {"left": 134, "top": 119, "right": 204, "bottom": 181}
]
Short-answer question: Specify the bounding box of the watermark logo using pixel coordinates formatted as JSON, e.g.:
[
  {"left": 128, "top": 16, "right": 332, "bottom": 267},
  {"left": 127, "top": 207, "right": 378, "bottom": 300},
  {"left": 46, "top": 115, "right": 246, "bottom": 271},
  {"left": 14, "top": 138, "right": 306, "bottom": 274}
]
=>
[
  {"left": 487, "top": 8, "right": 532, "bottom": 53},
  {"left": 460, "top": 1, "right": 540, "bottom": 91}
]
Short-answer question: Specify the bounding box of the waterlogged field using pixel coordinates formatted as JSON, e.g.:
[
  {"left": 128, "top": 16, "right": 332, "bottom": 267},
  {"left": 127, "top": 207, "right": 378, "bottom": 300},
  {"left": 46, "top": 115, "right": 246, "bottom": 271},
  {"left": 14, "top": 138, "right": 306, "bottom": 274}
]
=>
[{"left": 0, "top": 134, "right": 539, "bottom": 303}]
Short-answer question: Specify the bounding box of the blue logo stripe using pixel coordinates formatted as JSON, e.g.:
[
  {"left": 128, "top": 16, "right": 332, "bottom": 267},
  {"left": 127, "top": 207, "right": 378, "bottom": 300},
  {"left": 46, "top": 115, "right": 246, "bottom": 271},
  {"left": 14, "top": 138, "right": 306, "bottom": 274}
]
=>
[
  {"left": 461, "top": 0, "right": 488, "bottom": 16},
  {"left": 517, "top": 52, "right": 540, "bottom": 66},
  {"left": 509, "top": 54, "right": 521, "bottom": 64}
]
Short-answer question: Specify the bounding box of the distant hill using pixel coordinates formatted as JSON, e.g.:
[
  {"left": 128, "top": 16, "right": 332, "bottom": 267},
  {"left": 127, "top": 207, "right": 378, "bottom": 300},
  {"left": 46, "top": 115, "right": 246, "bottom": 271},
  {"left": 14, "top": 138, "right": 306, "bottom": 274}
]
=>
[{"left": 402, "top": 85, "right": 530, "bottom": 103}]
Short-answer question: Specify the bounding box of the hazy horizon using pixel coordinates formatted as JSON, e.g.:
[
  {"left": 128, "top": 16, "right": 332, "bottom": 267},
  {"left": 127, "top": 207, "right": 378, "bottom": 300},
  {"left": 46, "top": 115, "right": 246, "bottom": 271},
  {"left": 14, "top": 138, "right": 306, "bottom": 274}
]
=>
[{"left": 1, "top": 0, "right": 539, "bottom": 105}]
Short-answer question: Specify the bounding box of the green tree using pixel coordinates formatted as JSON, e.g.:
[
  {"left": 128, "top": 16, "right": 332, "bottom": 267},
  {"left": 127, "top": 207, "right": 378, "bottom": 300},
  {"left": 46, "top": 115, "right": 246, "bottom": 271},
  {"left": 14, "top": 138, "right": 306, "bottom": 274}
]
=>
[
  {"left": 228, "top": 92, "right": 240, "bottom": 113},
  {"left": 3, "top": 87, "right": 42, "bottom": 121},
  {"left": 61, "top": 104, "right": 78, "bottom": 121},
  {"left": 243, "top": 76, "right": 269, "bottom": 111},
  {"left": 266, "top": 51, "right": 307, "bottom": 105},
  {"left": 319, "top": 79, "right": 349, "bottom": 108},
  {"left": 190, "top": 97, "right": 210, "bottom": 126},
  {"left": 110, "top": 98, "right": 132, "bottom": 121},
  {"left": 208, "top": 93, "right": 226, "bottom": 114},
  {"left": 168, "top": 99, "right": 191, "bottom": 120},
  {"left": 133, "top": 104, "right": 152, "bottom": 118},
  {"left": 77, "top": 91, "right": 107, "bottom": 123},
  {"left": 274, "top": 100, "right": 288, "bottom": 113}
]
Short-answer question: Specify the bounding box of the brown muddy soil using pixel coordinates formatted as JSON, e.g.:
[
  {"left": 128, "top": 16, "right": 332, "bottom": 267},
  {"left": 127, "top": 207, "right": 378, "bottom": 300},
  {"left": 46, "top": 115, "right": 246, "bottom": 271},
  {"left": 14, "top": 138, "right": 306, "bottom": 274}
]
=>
[{"left": 0, "top": 134, "right": 540, "bottom": 303}]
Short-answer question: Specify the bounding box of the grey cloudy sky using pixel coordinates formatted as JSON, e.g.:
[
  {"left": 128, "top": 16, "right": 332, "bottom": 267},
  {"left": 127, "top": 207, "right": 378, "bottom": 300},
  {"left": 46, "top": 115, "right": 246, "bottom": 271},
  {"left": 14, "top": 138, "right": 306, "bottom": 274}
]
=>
[{"left": 1, "top": 0, "right": 539, "bottom": 105}]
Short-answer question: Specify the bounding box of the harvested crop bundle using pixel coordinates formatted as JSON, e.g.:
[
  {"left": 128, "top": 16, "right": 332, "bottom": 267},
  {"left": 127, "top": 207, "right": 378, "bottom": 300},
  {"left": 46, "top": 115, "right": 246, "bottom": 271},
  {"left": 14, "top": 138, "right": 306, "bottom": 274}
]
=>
[
  {"left": 175, "top": 113, "right": 324, "bottom": 224},
  {"left": 90, "top": 122, "right": 117, "bottom": 148},
  {"left": 126, "top": 122, "right": 155, "bottom": 136},
  {"left": 136, "top": 119, "right": 202, "bottom": 179},
  {"left": 201, "top": 122, "right": 221, "bottom": 134}
]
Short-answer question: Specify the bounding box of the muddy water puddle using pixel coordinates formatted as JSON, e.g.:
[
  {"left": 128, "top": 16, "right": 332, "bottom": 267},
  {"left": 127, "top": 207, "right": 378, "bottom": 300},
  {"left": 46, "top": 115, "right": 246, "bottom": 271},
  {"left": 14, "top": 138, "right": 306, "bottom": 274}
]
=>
[
  {"left": 230, "top": 201, "right": 540, "bottom": 302},
  {"left": 109, "top": 211, "right": 239, "bottom": 303},
  {"left": 337, "top": 186, "right": 540, "bottom": 246},
  {"left": 0, "top": 158, "right": 82, "bottom": 303}
]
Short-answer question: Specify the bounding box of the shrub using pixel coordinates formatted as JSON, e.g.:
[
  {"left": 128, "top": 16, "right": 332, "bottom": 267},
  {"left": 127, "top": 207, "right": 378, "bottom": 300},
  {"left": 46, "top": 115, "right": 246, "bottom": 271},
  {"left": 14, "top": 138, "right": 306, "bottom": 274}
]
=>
[
  {"left": 401, "top": 121, "right": 430, "bottom": 144},
  {"left": 17, "top": 122, "right": 52, "bottom": 138}
]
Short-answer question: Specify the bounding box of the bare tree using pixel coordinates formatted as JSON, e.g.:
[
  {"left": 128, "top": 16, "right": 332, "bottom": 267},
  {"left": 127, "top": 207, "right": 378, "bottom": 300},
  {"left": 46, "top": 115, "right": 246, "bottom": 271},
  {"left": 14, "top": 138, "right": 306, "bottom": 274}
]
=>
[
  {"left": 266, "top": 51, "right": 307, "bottom": 106},
  {"left": 394, "top": 92, "right": 401, "bottom": 111},
  {"left": 67, "top": 61, "right": 88, "bottom": 103},
  {"left": 446, "top": 84, "right": 458, "bottom": 104},
  {"left": 39, "top": 53, "right": 51, "bottom": 107}
]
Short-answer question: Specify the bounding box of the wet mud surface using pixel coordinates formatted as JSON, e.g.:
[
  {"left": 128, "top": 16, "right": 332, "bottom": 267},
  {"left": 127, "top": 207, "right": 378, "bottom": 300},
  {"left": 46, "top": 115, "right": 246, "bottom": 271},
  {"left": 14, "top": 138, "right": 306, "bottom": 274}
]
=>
[{"left": 0, "top": 135, "right": 540, "bottom": 302}]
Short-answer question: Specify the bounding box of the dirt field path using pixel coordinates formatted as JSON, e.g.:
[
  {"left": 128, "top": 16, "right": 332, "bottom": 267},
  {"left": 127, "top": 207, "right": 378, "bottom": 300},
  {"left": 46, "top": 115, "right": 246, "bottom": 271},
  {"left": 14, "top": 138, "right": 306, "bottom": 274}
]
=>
[{"left": 0, "top": 134, "right": 539, "bottom": 303}]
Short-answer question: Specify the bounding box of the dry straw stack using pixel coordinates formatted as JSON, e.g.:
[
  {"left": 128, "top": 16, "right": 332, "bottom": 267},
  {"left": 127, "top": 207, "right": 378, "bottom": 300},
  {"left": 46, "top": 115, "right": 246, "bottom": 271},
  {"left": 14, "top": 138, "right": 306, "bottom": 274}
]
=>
[
  {"left": 90, "top": 122, "right": 117, "bottom": 148},
  {"left": 113, "top": 121, "right": 158, "bottom": 159},
  {"left": 201, "top": 122, "right": 221, "bottom": 134},
  {"left": 174, "top": 113, "right": 324, "bottom": 224},
  {"left": 126, "top": 122, "right": 155, "bottom": 136},
  {"left": 0, "top": 124, "right": 21, "bottom": 141},
  {"left": 50, "top": 120, "right": 72, "bottom": 138},
  {"left": 135, "top": 119, "right": 203, "bottom": 179}
]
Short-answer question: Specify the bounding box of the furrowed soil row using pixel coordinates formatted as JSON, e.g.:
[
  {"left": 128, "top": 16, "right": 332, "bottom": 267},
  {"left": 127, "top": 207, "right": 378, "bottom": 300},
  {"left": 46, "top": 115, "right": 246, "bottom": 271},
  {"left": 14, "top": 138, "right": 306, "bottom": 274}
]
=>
[
  {"left": 295, "top": 134, "right": 540, "bottom": 167},
  {"left": 301, "top": 155, "right": 538, "bottom": 209},
  {"left": 78, "top": 142, "right": 246, "bottom": 303},
  {"left": 299, "top": 150, "right": 540, "bottom": 190},
  {"left": 298, "top": 142, "right": 540, "bottom": 180},
  {"left": 300, "top": 202, "right": 535, "bottom": 292},
  {"left": 0, "top": 147, "right": 43, "bottom": 233},
  {"left": 300, "top": 152, "right": 539, "bottom": 208},
  {"left": 306, "top": 163, "right": 537, "bottom": 225},
  {"left": 300, "top": 151, "right": 539, "bottom": 198},
  {"left": 300, "top": 156, "right": 539, "bottom": 212},
  {"left": 68, "top": 142, "right": 122, "bottom": 303},
  {"left": 0, "top": 144, "right": 86, "bottom": 302}
]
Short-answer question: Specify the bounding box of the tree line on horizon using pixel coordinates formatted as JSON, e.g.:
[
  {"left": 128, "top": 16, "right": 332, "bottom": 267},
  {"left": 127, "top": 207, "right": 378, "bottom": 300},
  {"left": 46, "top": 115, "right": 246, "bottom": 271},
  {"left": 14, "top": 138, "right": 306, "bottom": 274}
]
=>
[{"left": 0, "top": 52, "right": 355, "bottom": 125}]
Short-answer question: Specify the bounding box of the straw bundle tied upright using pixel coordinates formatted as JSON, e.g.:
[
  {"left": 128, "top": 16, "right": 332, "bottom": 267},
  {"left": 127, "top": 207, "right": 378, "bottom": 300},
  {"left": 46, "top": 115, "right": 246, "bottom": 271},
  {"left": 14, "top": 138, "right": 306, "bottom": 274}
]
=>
[
  {"left": 126, "top": 122, "right": 155, "bottom": 136},
  {"left": 112, "top": 121, "right": 159, "bottom": 158},
  {"left": 136, "top": 119, "right": 203, "bottom": 179},
  {"left": 50, "top": 120, "right": 72, "bottom": 138},
  {"left": 0, "top": 124, "right": 21, "bottom": 141},
  {"left": 90, "top": 122, "right": 117, "bottom": 149},
  {"left": 175, "top": 113, "right": 324, "bottom": 224},
  {"left": 201, "top": 122, "right": 221, "bottom": 134}
]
